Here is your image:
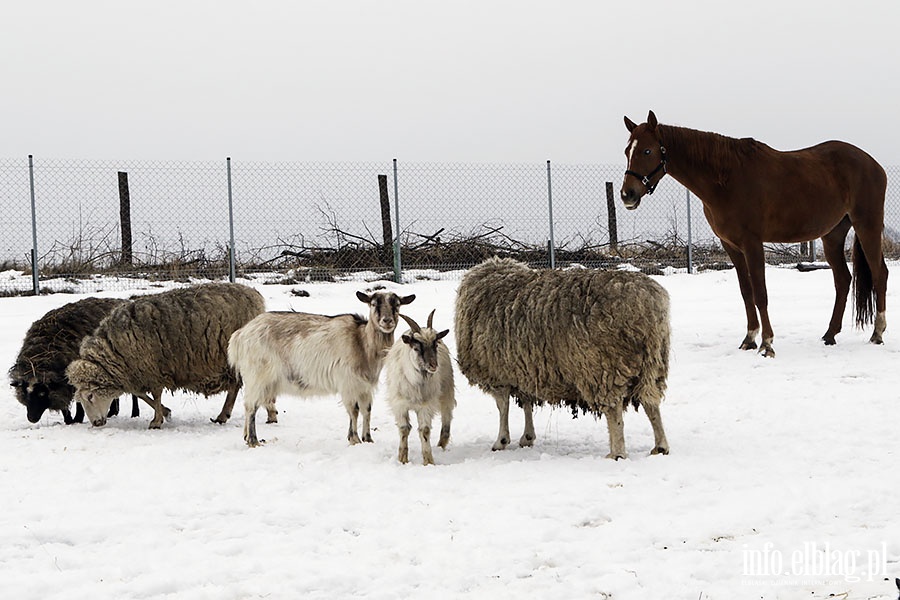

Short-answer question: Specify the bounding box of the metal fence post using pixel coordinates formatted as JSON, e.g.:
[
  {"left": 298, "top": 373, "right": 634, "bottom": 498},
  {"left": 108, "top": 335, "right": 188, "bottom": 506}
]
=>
[
  {"left": 28, "top": 155, "right": 39, "bottom": 295},
  {"left": 546, "top": 160, "right": 556, "bottom": 268},
  {"left": 392, "top": 158, "right": 401, "bottom": 283},
  {"left": 686, "top": 188, "right": 693, "bottom": 274},
  {"left": 226, "top": 157, "right": 236, "bottom": 283}
]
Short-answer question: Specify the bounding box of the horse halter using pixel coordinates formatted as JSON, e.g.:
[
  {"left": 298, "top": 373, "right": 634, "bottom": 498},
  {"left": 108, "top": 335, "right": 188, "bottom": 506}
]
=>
[{"left": 624, "top": 145, "right": 667, "bottom": 194}]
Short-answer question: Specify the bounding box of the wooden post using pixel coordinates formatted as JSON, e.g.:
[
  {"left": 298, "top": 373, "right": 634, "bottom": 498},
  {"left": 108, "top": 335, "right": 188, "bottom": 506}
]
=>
[
  {"left": 378, "top": 174, "right": 392, "bottom": 248},
  {"left": 118, "top": 171, "right": 133, "bottom": 265},
  {"left": 605, "top": 182, "right": 618, "bottom": 252},
  {"left": 378, "top": 174, "right": 394, "bottom": 266}
]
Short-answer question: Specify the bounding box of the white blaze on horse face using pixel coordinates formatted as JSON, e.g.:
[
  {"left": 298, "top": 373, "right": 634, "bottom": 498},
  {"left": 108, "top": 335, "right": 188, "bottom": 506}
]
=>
[{"left": 626, "top": 139, "right": 639, "bottom": 165}]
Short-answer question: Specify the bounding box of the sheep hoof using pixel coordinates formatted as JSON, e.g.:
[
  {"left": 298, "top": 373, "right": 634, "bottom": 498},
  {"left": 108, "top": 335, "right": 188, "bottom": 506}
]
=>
[
  {"left": 519, "top": 433, "right": 535, "bottom": 448},
  {"left": 650, "top": 446, "right": 669, "bottom": 456}
]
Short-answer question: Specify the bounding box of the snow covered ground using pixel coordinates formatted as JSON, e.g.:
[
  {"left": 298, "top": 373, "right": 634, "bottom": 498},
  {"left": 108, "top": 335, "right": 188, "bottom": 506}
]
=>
[{"left": 1, "top": 266, "right": 898, "bottom": 599}]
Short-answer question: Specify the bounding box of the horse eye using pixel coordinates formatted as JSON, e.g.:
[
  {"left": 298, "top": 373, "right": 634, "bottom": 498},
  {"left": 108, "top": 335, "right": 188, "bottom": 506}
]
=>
[{"left": 643, "top": 148, "right": 652, "bottom": 155}]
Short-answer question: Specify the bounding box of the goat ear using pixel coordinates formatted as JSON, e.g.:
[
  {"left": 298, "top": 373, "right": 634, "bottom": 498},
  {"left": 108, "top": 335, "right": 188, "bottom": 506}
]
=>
[
  {"left": 400, "top": 294, "right": 416, "bottom": 305},
  {"left": 401, "top": 333, "right": 415, "bottom": 346},
  {"left": 356, "top": 291, "right": 371, "bottom": 304},
  {"left": 436, "top": 329, "right": 449, "bottom": 341},
  {"left": 624, "top": 115, "right": 638, "bottom": 132}
]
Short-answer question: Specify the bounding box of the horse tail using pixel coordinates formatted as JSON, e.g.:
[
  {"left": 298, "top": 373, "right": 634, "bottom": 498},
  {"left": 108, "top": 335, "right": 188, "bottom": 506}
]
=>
[{"left": 852, "top": 234, "right": 875, "bottom": 327}]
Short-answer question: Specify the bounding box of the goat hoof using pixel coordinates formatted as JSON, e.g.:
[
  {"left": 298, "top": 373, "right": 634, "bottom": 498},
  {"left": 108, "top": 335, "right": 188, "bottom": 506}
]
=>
[
  {"left": 362, "top": 434, "right": 374, "bottom": 443},
  {"left": 650, "top": 446, "right": 669, "bottom": 456},
  {"left": 348, "top": 434, "right": 362, "bottom": 445},
  {"left": 148, "top": 422, "right": 162, "bottom": 430},
  {"left": 519, "top": 433, "right": 535, "bottom": 448},
  {"left": 491, "top": 438, "right": 509, "bottom": 451},
  {"left": 605, "top": 452, "right": 627, "bottom": 460}
]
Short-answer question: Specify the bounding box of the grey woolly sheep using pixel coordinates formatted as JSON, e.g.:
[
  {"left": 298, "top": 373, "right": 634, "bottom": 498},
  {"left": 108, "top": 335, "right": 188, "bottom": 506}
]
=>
[
  {"left": 454, "top": 257, "right": 671, "bottom": 459},
  {"left": 66, "top": 283, "right": 265, "bottom": 429},
  {"left": 384, "top": 310, "right": 455, "bottom": 465},
  {"left": 9, "top": 297, "right": 139, "bottom": 424},
  {"left": 229, "top": 290, "right": 415, "bottom": 447}
]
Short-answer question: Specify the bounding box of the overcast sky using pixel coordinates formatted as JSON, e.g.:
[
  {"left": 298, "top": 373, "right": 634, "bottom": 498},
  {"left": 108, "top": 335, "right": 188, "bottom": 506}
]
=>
[{"left": 3, "top": 0, "right": 899, "bottom": 164}]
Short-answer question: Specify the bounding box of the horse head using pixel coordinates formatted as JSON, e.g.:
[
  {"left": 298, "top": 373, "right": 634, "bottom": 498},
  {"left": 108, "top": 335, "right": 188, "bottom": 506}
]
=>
[{"left": 621, "top": 110, "right": 667, "bottom": 209}]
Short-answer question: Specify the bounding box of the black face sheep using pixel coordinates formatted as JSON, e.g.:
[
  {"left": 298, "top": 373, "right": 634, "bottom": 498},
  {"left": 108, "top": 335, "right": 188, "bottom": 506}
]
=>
[
  {"left": 454, "top": 257, "right": 670, "bottom": 460},
  {"left": 66, "top": 283, "right": 265, "bottom": 429},
  {"left": 229, "top": 290, "right": 415, "bottom": 447},
  {"left": 9, "top": 297, "right": 139, "bottom": 424},
  {"left": 384, "top": 310, "right": 456, "bottom": 465}
]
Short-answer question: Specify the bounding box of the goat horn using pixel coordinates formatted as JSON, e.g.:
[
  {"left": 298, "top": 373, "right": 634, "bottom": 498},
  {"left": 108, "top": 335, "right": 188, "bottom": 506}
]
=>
[
  {"left": 399, "top": 313, "right": 421, "bottom": 333},
  {"left": 426, "top": 309, "right": 436, "bottom": 329}
]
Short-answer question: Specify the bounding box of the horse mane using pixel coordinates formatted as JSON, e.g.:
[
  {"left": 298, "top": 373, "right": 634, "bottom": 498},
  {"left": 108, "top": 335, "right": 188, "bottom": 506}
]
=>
[{"left": 658, "top": 124, "right": 767, "bottom": 183}]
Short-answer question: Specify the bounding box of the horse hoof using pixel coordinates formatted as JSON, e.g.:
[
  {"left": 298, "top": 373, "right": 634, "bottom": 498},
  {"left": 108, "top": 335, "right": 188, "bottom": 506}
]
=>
[{"left": 822, "top": 336, "right": 836, "bottom": 346}]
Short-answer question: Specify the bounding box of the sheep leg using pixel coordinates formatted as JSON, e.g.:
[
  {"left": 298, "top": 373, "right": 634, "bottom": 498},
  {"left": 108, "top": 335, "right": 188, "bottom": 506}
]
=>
[
  {"left": 602, "top": 401, "right": 627, "bottom": 460},
  {"left": 396, "top": 411, "right": 411, "bottom": 464},
  {"left": 130, "top": 395, "right": 140, "bottom": 418},
  {"left": 519, "top": 399, "right": 535, "bottom": 447},
  {"left": 641, "top": 400, "right": 669, "bottom": 456},
  {"left": 491, "top": 388, "right": 511, "bottom": 451},
  {"left": 69, "top": 403, "right": 86, "bottom": 424},
  {"left": 344, "top": 398, "right": 362, "bottom": 445},
  {"left": 107, "top": 398, "right": 120, "bottom": 418},
  {"left": 139, "top": 389, "right": 167, "bottom": 429},
  {"left": 212, "top": 385, "right": 238, "bottom": 424},
  {"left": 417, "top": 411, "right": 434, "bottom": 466}
]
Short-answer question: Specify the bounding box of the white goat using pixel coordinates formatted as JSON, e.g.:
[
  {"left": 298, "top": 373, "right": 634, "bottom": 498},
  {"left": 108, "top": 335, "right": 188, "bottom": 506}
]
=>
[
  {"left": 384, "top": 310, "right": 455, "bottom": 465},
  {"left": 228, "top": 290, "right": 415, "bottom": 447}
]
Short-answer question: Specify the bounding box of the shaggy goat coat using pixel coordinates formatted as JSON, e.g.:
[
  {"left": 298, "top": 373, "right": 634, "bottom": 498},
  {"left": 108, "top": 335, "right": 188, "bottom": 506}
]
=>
[
  {"left": 66, "top": 283, "right": 265, "bottom": 428},
  {"left": 9, "top": 297, "right": 128, "bottom": 424},
  {"left": 454, "top": 258, "right": 670, "bottom": 458}
]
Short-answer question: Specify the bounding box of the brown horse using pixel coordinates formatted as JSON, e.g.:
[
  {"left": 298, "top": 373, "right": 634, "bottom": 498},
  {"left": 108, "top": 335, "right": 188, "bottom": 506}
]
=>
[{"left": 620, "top": 111, "right": 888, "bottom": 357}]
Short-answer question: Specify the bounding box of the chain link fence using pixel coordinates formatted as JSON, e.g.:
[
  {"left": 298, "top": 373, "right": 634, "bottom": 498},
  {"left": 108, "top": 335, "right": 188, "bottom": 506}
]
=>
[{"left": 2, "top": 157, "right": 899, "bottom": 294}]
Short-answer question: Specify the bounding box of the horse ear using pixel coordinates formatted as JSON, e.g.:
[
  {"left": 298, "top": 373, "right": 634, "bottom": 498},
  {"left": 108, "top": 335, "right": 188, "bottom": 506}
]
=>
[
  {"left": 624, "top": 116, "right": 638, "bottom": 133},
  {"left": 647, "top": 110, "right": 658, "bottom": 130}
]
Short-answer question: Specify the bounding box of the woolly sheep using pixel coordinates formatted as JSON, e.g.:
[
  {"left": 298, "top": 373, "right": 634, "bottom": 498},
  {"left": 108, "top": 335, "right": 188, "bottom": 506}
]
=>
[
  {"left": 9, "top": 297, "right": 139, "bottom": 424},
  {"left": 66, "top": 283, "right": 265, "bottom": 429},
  {"left": 229, "top": 290, "right": 415, "bottom": 447},
  {"left": 384, "top": 310, "right": 455, "bottom": 465},
  {"left": 454, "top": 258, "right": 670, "bottom": 459}
]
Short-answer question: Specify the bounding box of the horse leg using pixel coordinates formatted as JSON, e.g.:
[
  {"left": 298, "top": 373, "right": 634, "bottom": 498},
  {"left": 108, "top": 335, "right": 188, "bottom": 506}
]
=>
[
  {"left": 821, "top": 217, "right": 852, "bottom": 345},
  {"left": 854, "top": 226, "right": 889, "bottom": 343},
  {"left": 722, "top": 241, "right": 760, "bottom": 350},
  {"left": 743, "top": 243, "right": 775, "bottom": 357}
]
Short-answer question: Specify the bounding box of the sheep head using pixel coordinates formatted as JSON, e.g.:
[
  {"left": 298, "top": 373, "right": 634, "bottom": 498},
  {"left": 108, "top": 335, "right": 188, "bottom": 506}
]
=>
[
  {"left": 356, "top": 290, "right": 416, "bottom": 334},
  {"left": 65, "top": 359, "right": 123, "bottom": 427},
  {"left": 9, "top": 367, "right": 73, "bottom": 423}
]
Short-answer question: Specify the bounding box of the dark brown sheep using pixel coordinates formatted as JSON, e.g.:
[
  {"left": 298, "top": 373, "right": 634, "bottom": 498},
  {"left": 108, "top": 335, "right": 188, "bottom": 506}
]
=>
[{"left": 9, "top": 297, "right": 138, "bottom": 424}]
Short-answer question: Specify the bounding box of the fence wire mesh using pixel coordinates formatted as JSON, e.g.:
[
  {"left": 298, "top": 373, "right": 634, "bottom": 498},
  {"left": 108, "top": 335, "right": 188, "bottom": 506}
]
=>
[{"left": 1, "top": 157, "right": 899, "bottom": 294}]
